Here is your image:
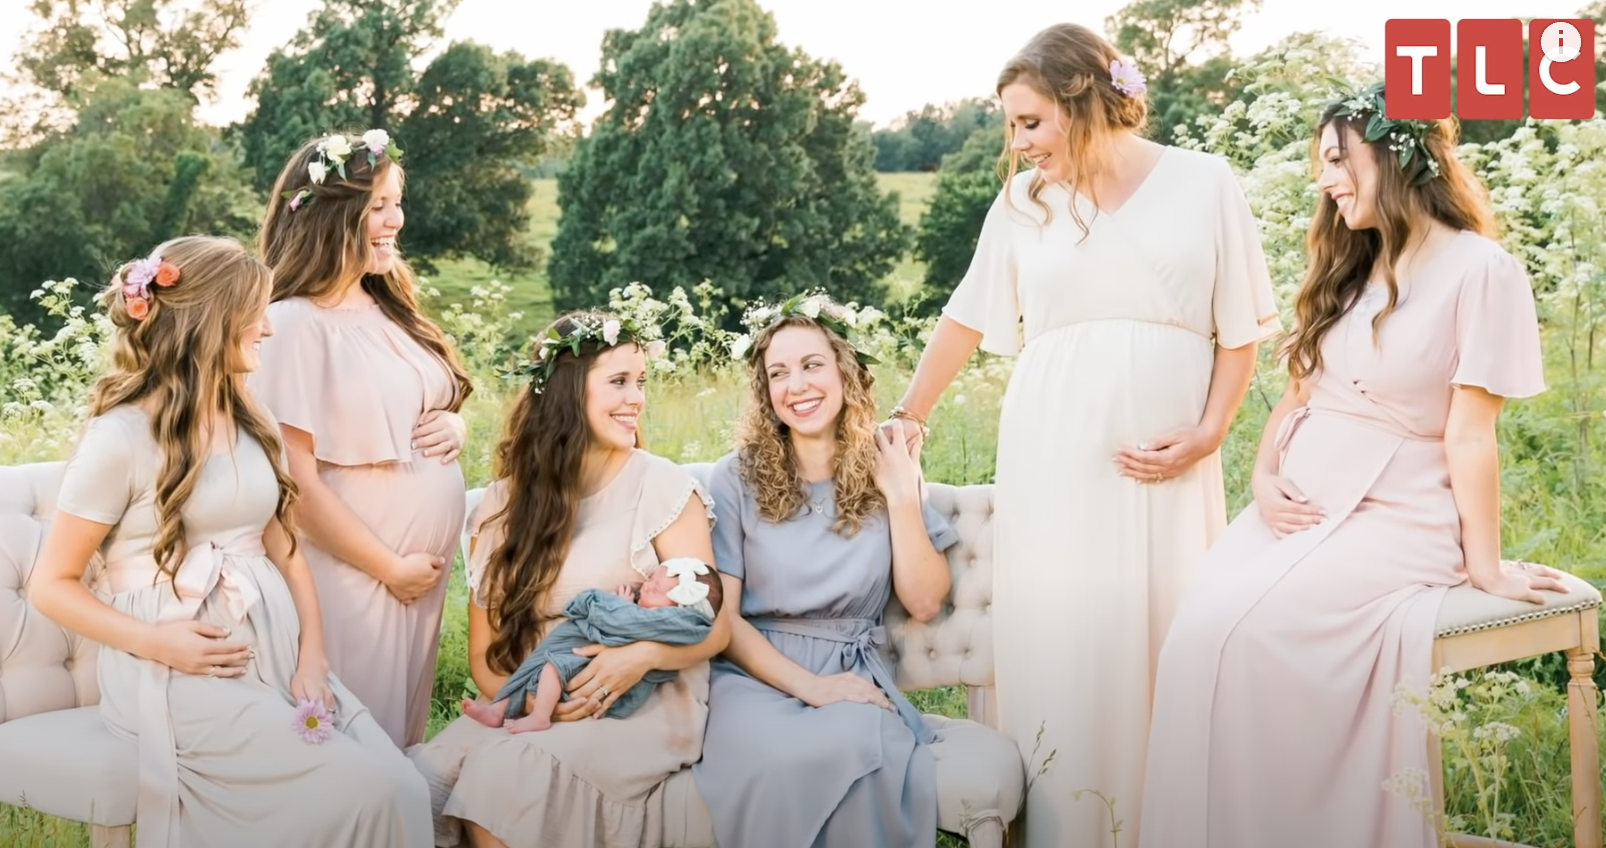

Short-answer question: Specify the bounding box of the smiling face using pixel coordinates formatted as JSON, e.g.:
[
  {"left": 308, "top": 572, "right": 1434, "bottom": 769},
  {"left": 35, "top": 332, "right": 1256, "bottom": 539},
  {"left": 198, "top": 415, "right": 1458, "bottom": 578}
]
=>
[
  {"left": 584, "top": 344, "right": 648, "bottom": 452},
  {"left": 230, "top": 290, "right": 274, "bottom": 374},
  {"left": 762, "top": 325, "right": 845, "bottom": 440},
  {"left": 1316, "top": 121, "right": 1381, "bottom": 230},
  {"left": 364, "top": 165, "right": 405, "bottom": 275},
  {"left": 1001, "top": 81, "right": 1072, "bottom": 182}
]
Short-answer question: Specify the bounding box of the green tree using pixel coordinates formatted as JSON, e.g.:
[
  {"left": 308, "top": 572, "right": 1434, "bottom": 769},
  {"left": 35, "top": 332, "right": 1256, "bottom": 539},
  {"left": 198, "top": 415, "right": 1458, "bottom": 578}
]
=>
[
  {"left": 871, "top": 97, "right": 1002, "bottom": 172},
  {"left": 234, "top": 0, "right": 581, "bottom": 272},
  {"left": 908, "top": 128, "right": 1003, "bottom": 315},
  {"left": 0, "top": 77, "right": 260, "bottom": 323},
  {"left": 1106, "top": 0, "right": 1261, "bottom": 143},
  {"left": 548, "top": 0, "right": 909, "bottom": 325}
]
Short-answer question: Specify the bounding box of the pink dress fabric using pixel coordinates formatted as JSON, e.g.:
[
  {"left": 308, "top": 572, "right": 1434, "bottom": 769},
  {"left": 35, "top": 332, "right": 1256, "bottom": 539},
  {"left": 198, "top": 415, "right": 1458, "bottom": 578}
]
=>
[
  {"left": 406, "top": 449, "right": 717, "bottom": 848},
  {"left": 249, "top": 296, "right": 467, "bottom": 748},
  {"left": 1138, "top": 231, "right": 1547, "bottom": 848}
]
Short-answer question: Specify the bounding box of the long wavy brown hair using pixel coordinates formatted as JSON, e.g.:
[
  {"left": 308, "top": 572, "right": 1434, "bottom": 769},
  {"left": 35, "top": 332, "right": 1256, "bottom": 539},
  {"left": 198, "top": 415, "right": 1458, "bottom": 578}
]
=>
[
  {"left": 1280, "top": 96, "right": 1496, "bottom": 383},
  {"left": 995, "top": 23, "right": 1149, "bottom": 239},
  {"left": 87, "top": 236, "right": 299, "bottom": 586},
  {"left": 257, "top": 132, "right": 472, "bottom": 409},
  {"left": 480, "top": 311, "right": 643, "bottom": 675},
  {"left": 735, "top": 313, "right": 883, "bottom": 537}
]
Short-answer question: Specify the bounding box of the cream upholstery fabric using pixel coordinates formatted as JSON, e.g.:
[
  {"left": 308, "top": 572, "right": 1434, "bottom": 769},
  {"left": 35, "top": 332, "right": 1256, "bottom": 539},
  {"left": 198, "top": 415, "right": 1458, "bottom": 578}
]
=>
[
  {"left": 0, "top": 461, "right": 137, "bottom": 826},
  {"left": 1436, "top": 568, "right": 1601, "bottom": 637}
]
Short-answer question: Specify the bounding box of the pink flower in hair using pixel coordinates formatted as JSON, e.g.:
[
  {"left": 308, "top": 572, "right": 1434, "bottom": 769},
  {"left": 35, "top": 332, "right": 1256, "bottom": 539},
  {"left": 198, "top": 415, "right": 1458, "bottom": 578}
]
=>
[{"left": 1109, "top": 59, "right": 1147, "bottom": 97}]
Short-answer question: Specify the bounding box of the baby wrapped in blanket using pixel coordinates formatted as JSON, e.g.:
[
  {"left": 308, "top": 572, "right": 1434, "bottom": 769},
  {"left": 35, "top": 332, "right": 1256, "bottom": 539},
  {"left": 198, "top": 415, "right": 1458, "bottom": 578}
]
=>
[{"left": 462, "top": 557, "right": 723, "bottom": 732}]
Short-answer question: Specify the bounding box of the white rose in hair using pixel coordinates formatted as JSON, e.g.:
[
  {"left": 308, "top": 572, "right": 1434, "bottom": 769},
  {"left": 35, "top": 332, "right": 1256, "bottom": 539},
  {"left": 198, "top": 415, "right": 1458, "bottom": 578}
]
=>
[
  {"left": 322, "top": 136, "right": 352, "bottom": 159},
  {"left": 362, "top": 129, "right": 391, "bottom": 154},
  {"left": 729, "top": 334, "right": 752, "bottom": 359},
  {"left": 307, "top": 161, "right": 328, "bottom": 184},
  {"left": 799, "top": 298, "right": 821, "bottom": 318},
  {"left": 603, "top": 319, "right": 621, "bottom": 345}
]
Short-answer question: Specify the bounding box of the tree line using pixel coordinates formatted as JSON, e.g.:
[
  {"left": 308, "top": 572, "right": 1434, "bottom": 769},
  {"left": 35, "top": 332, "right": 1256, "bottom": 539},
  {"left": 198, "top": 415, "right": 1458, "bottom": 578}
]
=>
[{"left": 0, "top": 0, "right": 1602, "bottom": 331}]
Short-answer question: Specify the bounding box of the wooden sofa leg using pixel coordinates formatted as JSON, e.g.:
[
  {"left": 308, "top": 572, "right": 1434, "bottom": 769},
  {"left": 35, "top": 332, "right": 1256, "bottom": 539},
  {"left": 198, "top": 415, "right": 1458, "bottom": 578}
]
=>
[
  {"left": 965, "top": 816, "right": 1005, "bottom": 848},
  {"left": 91, "top": 824, "right": 131, "bottom": 848},
  {"left": 1568, "top": 644, "right": 1603, "bottom": 848}
]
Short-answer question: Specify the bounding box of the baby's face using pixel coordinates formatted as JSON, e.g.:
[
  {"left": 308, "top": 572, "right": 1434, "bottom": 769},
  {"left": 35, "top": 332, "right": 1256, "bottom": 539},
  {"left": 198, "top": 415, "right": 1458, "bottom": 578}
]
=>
[{"left": 636, "top": 567, "right": 680, "bottom": 609}]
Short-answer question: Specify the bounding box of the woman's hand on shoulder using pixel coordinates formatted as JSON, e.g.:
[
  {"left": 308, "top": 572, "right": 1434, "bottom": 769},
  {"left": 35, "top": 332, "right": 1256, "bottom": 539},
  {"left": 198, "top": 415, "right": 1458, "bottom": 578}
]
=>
[
  {"left": 872, "top": 419, "right": 925, "bottom": 508},
  {"left": 1251, "top": 472, "right": 1325, "bottom": 538},
  {"left": 798, "top": 671, "right": 895, "bottom": 713},
  {"left": 413, "top": 409, "right": 465, "bottom": 464}
]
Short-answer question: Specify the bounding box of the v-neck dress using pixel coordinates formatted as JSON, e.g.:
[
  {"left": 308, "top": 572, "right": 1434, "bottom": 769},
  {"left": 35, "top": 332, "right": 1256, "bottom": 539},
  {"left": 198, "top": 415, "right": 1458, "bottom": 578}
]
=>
[
  {"left": 1138, "top": 230, "right": 1546, "bottom": 848},
  {"left": 940, "top": 147, "right": 1283, "bottom": 847}
]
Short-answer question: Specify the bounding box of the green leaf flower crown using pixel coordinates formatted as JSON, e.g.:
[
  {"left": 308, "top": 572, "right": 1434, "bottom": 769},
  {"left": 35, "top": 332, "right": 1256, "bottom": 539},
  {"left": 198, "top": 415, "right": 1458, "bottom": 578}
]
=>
[
  {"left": 730, "top": 291, "right": 878, "bottom": 367},
  {"left": 512, "top": 314, "right": 668, "bottom": 394},
  {"left": 280, "top": 129, "right": 406, "bottom": 211},
  {"left": 1325, "top": 81, "right": 1442, "bottom": 186}
]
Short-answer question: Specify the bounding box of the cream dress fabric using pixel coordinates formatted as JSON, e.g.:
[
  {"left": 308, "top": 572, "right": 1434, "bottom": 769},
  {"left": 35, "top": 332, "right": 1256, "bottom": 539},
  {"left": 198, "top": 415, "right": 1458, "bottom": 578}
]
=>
[
  {"left": 56, "top": 404, "right": 432, "bottom": 848},
  {"left": 250, "top": 296, "right": 467, "bottom": 748},
  {"left": 942, "top": 147, "right": 1281, "bottom": 848},
  {"left": 407, "top": 449, "right": 716, "bottom": 848},
  {"left": 1139, "top": 232, "right": 1546, "bottom": 848}
]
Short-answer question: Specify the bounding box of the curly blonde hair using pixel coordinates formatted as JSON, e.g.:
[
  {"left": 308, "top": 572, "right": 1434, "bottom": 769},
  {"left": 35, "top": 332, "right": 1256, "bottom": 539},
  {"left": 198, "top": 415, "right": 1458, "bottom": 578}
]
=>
[{"left": 735, "top": 313, "right": 883, "bottom": 536}]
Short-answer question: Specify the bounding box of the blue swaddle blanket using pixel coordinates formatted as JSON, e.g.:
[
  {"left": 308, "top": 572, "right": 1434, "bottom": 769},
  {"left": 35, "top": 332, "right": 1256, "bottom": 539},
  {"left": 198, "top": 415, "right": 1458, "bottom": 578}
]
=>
[{"left": 494, "top": 588, "right": 715, "bottom": 720}]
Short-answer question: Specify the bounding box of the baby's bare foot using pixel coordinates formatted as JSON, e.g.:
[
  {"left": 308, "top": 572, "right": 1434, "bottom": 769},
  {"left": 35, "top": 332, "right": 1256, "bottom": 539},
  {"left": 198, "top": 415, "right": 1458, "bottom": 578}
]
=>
[
  {"left": 504, "top": 713, "right": 553, "bottom": 734},
  {"left": 462, "top": 698, "right": 507, "bottom": 728}
]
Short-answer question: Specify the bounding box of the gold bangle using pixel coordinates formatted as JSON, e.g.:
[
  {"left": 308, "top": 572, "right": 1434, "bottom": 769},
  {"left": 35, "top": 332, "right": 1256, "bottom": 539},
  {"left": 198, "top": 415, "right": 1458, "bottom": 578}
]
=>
[{"left": 890, "top": 406, "right": 929, "bottom": 436}]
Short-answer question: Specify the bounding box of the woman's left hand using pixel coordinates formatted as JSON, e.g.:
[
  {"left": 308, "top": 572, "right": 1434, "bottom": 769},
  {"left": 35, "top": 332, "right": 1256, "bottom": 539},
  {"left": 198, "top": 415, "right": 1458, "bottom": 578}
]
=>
[
  {"left": 872, "top": 419, "right": 924, "bottom": 508},
  {"left": 1114, "top": 426, "right": 1217, "bottom": 484},
  {"left": 290, "top": 655, "right": 336, "bottom": 713},
  {"left": 564, "top": 641, "right": 659, "bottom": 719},
  {"left": 413, "top": 410, "right": 466, "bottom": 464}
]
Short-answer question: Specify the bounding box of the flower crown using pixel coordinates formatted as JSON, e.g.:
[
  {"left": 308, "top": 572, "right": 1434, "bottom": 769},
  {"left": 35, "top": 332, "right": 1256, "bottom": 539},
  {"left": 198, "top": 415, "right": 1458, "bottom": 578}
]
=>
[
  {"left": 514, "top": 314, "right": 668, "bottom": 394},
  {"left": 1326, "top": 81, "right": 1442, "bottom": 186},
  {"left": 118, "top": 252, "right": 182, "bottom": 321},
  {"left": 731, "top": 291, "right": 877, "bottom": 367},
  {"left": 281, "top": 129, "right": 405, "bottom": 211}
]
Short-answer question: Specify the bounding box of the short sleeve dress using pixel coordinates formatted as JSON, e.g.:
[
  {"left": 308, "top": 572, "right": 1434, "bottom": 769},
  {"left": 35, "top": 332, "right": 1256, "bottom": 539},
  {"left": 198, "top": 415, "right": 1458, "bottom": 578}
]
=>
[
  {"left": 692, "top": 452, "right": 962, "bottom": 848},
  {"left": 55, "top": 405, "right": 432, "bottom": 848},
  {"left": 1139, "top": 231, "right": 1547, "bottom": 848},
  {"left": 939, "top": 146, "right": 1282, "bottom": 847},
  {"left": 248, "top": 296, "right": 467, "bottom": 748},
  {"left": 406, "top": 449, "right": 717, "bottom": 848}
]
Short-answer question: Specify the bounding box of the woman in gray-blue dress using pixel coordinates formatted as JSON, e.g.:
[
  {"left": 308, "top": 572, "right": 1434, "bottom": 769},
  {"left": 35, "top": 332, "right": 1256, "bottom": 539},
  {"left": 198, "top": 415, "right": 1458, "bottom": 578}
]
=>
[{"left": 693, "top": 295, "right": 961, "bottom": 847}]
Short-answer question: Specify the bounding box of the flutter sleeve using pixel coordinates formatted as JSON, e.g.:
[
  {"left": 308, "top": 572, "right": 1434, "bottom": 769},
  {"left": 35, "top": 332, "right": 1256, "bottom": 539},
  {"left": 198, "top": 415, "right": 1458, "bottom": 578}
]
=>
[
  {"left": 1208, "top": 156, "right": 1283, "bottom": 349},
  {"left": 464, "top": 481, "right": 510, "bottom": 609},
  {"left": 942, "top": 187, "right": 1023, "bottom": 356},
  {"left": 56, "top": 411, "right": 138, "bottom": 525},
  {"left": 628, "top": 453, "right": 717, "bottom": 579},
  {"left": 1450, "top": 248, "right": 1546, "bottom": 399}
]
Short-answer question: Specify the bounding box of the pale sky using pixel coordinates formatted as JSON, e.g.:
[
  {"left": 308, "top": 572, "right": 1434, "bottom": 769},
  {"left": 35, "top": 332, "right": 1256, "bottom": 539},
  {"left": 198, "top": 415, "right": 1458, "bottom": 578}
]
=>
[{"left": 0, "top": 0, "right": 1567, "bottom": 128}]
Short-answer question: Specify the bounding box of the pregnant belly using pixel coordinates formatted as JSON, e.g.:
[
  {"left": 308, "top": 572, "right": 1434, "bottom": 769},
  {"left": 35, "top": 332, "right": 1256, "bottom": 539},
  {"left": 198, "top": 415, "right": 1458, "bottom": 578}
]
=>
[{"left": 319, "top": 456, "right": 467, "bottom": 559}]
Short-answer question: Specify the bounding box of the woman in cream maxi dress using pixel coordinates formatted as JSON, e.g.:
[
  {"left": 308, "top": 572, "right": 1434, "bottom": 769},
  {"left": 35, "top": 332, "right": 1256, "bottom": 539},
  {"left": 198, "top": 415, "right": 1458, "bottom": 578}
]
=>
[
  {"left": 1139, "top": 232, "right": 1546, "bottom": 848},
  {"left": 55, "top": 405, "right": 432, "bottom": 847},
  {"left": 251, "top": 297, "right": 466, "bottom": 747},
  {"left": 941, "top": 146, "right": 1280, "bottom": 847}
]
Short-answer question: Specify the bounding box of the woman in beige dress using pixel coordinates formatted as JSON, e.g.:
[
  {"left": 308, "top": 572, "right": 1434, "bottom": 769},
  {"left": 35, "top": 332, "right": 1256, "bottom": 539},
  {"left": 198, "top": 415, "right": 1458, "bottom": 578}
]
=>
[
  {"left": 407, "top": 311, "right": 730, "bottom": 848},
  {"left": 890, "top": 24, "right": 1280, "bottom": 847},
  {"left": 251, "top": 130, "right": 474, "bottom": 748},
  {"left": 1138, "top": 82, "right": 1569, "bottom": 848},
  {"left": 30, "top": 235, "right": 431, "bottom": 848}
]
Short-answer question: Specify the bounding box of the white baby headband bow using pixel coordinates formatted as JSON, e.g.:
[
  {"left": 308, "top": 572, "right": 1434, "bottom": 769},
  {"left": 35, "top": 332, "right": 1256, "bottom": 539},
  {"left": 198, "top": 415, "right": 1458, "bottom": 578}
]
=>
[{"left": 662, "top": 558, "right": 714, "bottom": 619}]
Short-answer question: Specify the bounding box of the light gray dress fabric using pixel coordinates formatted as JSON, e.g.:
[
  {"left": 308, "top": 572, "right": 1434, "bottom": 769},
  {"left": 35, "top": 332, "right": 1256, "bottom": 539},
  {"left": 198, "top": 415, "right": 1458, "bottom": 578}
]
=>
[{"left": 693, "top": 452, "right": 961, "bottom": 847}]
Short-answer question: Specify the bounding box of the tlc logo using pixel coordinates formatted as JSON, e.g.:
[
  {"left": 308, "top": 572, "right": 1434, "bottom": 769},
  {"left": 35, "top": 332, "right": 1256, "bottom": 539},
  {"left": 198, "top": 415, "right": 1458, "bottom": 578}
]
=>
[{"left": 1385, "top": 18, "right": 1596, "bottom": 120}]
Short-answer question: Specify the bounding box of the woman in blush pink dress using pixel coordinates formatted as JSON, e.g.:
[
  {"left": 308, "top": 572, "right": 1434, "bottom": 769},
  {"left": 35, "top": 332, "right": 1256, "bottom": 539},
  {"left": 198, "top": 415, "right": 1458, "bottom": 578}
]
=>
[
  {"left": 1138, "top": 82, "right": 1571, "bottom": 848},
  {"left": 250, "top": 130, "right": 474, "bottom": 748}
]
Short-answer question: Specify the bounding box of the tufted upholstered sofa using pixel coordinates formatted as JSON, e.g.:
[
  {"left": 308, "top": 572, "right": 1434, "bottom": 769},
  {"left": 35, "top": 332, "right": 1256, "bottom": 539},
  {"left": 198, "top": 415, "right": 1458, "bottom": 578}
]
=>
[{"left": 1, "top": 456, "right": 1600, "bottom": 848}]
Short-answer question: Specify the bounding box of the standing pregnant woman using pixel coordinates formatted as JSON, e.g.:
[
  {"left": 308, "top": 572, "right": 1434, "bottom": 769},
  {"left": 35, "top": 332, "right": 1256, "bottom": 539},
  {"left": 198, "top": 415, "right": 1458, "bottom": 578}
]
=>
[
  {"left": 252, "top": 130, "right": 474, "bottom": 747},
  {"left": 891, "top": 23, "right": 1281, "bottom": 847}
]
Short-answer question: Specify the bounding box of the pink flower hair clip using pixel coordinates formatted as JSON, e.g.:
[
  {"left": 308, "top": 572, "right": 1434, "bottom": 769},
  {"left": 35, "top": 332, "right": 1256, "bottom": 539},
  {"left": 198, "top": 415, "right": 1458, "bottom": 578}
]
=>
[
  {"left": 1109, "top": 58, "right": 1147, "bottom": 97},
  {"left": 121, "top": 253, "right": 181, "bottom": 321}
]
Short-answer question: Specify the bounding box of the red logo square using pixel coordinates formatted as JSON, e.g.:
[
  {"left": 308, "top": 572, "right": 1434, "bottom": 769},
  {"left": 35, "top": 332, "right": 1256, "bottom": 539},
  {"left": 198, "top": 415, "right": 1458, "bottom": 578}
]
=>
[
  {"left": 1529, "top": 19, "right": 1596, "bottom": 120},
  {"left": 1457, "top": 19, "right": 1524, "bottom": 120},
  {"left": 1385, "top": 19, "right": 1452, "bottom": 119}
]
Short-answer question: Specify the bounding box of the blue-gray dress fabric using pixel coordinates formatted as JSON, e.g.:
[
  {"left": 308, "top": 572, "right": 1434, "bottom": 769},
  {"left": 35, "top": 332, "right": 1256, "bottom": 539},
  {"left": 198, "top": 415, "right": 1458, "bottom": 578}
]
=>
[
  {"left": 494, "top": 589, "right": 713, "bottom": 721},
  {"left": 692, "top": 452, "right": 961, "bottom": 848}
]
